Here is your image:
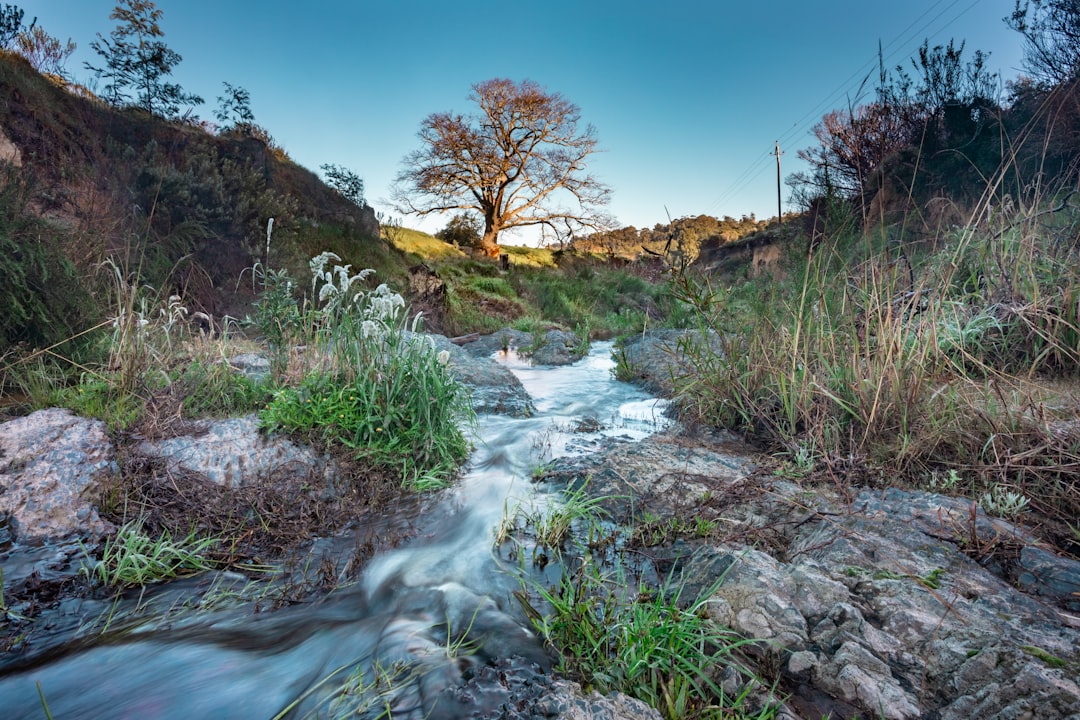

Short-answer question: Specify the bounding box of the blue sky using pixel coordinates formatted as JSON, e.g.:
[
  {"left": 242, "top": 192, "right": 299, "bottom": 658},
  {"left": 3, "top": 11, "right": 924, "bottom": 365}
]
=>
[{"left": 21, "top": 0, "right": 1026, "bottom": 241}]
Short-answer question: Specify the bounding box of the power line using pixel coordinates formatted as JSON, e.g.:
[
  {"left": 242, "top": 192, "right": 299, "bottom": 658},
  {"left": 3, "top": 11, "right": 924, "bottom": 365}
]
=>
[{"left": 706, "top": 0, "right": 988, "bottom": 218}]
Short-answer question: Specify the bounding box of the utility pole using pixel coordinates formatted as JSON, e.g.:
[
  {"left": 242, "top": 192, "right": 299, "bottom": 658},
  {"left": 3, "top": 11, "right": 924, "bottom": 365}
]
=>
[{"left": 773, "top": 141, "right": 783, "bottom": 226}]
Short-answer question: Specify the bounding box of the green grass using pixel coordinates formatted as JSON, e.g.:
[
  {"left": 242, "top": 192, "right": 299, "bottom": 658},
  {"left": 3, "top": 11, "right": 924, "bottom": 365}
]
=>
[
  {"left": 257, "top": 252, "right": 472, "bottom": 485},
  {"left": 520, "top": 559, "right": 772, "bottom": 720},
  {"left": 501, "top": 482, "right": 774, "bottom": 719},
  {"left": 501, "top": 243, "right": 558, "bottom": 268},
  {"left": 81, "top": 520, "right": 219, "bottom": 589},
  {"left": 384, "top": 224, "right": 467, "bottom": 260},
  {"left": 176, "top": 359, "right": 274, "bottom": 417}
]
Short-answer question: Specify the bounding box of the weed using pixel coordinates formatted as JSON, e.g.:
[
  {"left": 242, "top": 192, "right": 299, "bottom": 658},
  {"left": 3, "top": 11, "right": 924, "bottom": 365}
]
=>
[
  {"left": 520, "top": 558, "right": 771, "bottom": 720},
  {"left": 80, "top": 520, "right": 218, "bottom": 589},
  {"left": 927, "top": 469, "right": 963, "bottom": 492},
  {"left": 611, "top": 344, "right": 637, "bottom": 382},
  {"left": 979, "top": 485, "right": 1031, "bottom": 519},
  {"left": 527, "top": 483, "right": 611, "bottom": 550},
  {"left": 1020, "top": 645, "right": 1067, "bottom": 669},
  {"left": 919, "top": 568, "right": 946, "bottom": 590}
]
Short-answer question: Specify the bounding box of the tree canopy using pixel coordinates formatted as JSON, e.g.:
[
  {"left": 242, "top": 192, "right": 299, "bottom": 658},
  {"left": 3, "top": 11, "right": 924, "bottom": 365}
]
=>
[
  {"left": 393, "top": 78, "right": 611, "bottom": 257},
  {"left": 1008, "top": 0, "right": 1080, "bottom": 85}
]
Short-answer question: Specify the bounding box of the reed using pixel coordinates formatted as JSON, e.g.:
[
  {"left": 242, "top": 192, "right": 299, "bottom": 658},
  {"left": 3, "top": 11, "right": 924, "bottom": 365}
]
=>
[{"left": 670, "top": 174, "right": 1080, "bottom": 535}]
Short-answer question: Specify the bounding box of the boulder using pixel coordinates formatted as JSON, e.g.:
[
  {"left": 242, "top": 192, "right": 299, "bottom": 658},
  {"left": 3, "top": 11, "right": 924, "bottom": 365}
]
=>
[
  {"left": 0, "top": 408, "right": 116, "bottom": 544},
  {"left": 429, "top": 334, "right": 535, "bottom": 417},
  {"left": 460, "top": 328, "right": 587, "bottom": 366},
  {"left": 615, "top": 328, "right": 720, "bottom": 397}
]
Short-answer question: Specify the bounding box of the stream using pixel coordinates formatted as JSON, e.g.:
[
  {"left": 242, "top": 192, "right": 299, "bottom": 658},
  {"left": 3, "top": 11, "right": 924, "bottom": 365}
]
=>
[{"left": 0, "top": 341, "right": 670, "bottom": 719}]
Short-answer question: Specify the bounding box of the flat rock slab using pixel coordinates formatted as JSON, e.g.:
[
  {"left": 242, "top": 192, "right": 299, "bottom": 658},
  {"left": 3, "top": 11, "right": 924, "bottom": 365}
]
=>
[
  {"left": 136, "top": 415, "right": 337, "bottom": 490},
  {"left": 0, "top": 408, "right": 116, "bottom": 544},
  {"left": 542, "top": 430, "right": 1080, "bottom": 720}
]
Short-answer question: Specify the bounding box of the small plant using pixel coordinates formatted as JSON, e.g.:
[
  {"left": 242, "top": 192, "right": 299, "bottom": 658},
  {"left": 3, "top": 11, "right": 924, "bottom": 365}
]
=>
[
  {"left": 1020, "top": 645, "right": 1067, "bottom": 669},
  {"left": 633, "top": 514, "right": 719, "bottom": 546},
  {"left": 528, "top": 483, "right": 611, "bottom": 550},
  {"left": 80, "top": 521, "right": 219, "bottom": 589},
  {"left": 775, "top": 443, "right": 816, "bottom": 479},
  {"left": 919, "top": 568, "right": 946, "bottom": 590},
  {"left": 927, "top": 468, "right": 963, "bottom": 492},
  {"left": 247, "top": 262, "right": 300, "bottom": 380},
  {"left": 573, "top": 318, "right": 591, "bottom": 355},
  {"left": 520, "top": 559, "right": 768, "bottom": 720},
  {"left": 979, "top": 485, "right": 1031, "bottom": 519},
  {"left": 611, "top": 344, "right": 637, "bottom": 382}
]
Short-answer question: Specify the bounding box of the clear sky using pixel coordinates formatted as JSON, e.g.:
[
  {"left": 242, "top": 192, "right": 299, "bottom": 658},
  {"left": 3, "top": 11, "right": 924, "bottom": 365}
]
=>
[{"left": 20, "top": 0, "right": 1027, "bottom": 242}]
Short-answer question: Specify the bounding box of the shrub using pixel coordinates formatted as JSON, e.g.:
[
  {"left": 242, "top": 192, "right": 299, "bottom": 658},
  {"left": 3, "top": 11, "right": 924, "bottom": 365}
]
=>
[{"left": 260, "top": 253, "right": 471, "bottom": 486}]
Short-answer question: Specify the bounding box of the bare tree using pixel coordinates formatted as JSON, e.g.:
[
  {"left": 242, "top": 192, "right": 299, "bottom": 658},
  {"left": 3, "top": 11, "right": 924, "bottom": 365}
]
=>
[
  {"left": 795, "top": 103, "right": 911, "bottom": 199},
  {"left": 393, "top": 78, "right": 611, "bottom": 257},
  {"left": 1008, "top": 0, "right": 1080, "bottom": 86},
  {"left": 15, "top": 25, "right": 76, "bottom": 78}
]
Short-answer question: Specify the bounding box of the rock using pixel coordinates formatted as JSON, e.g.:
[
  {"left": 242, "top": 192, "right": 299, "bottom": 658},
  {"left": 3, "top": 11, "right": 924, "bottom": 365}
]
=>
[
  {"left": 0, "top": 408, "right": 116, "bottom": 544},
  {"left": 542, "top": 431, "right": 1080, "bottom": 720},
  {"left": 543, "top": 425, "right": 756, "bottom": 519},
  {"left": 429, "top": 334, "right": 535, "bottom": 417},
  {"left": 614, "top": 329, "right": 720, "bottom": 396},
  {"left": 527, "top": 679, "right": 662, "bottom": 720},
  {"left": 136, "top": 415, "right": 338, "bottom": 490},
  {"left": 1017, "top": 545, "right": 1080, "bottom": 612},
  {"left": 227, "top": 353, "right": 271, "bottom": 382},
  {"left": 460, "top": 328, "right": 587, "bottom": 366},
  {"left": 527, "top": 329, "right": 587, "bottom": 366}
]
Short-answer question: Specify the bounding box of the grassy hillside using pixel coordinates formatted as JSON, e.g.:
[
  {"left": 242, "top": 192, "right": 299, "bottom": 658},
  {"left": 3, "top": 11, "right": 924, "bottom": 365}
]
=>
[
  {"left": 385, "top": 225, "right": 682, "bottom": 338},
  {"left": 0, "top": 51, "right": 401, "bottom": 348}
]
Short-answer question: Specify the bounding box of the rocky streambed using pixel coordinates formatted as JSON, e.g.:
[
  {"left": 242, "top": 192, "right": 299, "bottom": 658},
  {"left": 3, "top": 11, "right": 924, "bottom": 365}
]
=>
[{"left": 1, "top": 329, "right": 1079, "bottom": 719}]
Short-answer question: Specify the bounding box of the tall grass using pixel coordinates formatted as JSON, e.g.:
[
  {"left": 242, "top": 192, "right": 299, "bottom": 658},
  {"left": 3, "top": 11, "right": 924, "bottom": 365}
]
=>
[
  {"left": 672, "top": 187, "right": 1080, "bottom": 532},
  {"left": 258, "top": 251, "right": 471, "bottom": 486}
]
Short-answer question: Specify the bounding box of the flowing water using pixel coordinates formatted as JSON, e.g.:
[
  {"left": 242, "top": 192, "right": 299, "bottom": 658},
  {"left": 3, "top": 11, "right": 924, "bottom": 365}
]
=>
[{"left": 0, "top": 342, "right": 669, "bottom": 719}]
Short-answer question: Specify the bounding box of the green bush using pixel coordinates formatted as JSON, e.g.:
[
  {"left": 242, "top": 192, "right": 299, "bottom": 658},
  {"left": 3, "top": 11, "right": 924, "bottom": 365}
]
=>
[
  {"left": 0, "top": 174, "right": 99, "bottom": 353},
  {"left": 260, "top": 253, "right": 472, "bottom": 487}
]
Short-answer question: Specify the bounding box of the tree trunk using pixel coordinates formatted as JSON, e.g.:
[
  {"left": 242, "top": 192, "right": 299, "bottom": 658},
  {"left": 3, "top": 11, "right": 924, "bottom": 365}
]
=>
[{"left": 479, "top": 228, "right": 500, "bottom": 257}]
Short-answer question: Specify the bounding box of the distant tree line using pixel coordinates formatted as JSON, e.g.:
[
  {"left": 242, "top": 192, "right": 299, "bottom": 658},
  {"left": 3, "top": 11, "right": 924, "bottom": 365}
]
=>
[{"left": 570, "top": 214, "right": 766, "bottom": 261}]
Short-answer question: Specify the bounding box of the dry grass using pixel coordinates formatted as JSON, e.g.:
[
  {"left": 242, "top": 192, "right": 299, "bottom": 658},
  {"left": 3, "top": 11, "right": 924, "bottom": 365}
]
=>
[{"left": 671, "top": 189, "right": 1080, "bottom": 551}]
